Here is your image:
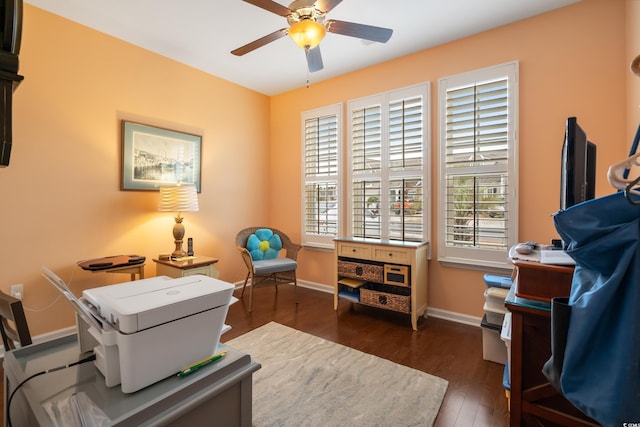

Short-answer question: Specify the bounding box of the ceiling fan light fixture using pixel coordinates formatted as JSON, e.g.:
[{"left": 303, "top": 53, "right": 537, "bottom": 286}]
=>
[{"left": 289, "top": 20, "right": 326, "bottom": 49}]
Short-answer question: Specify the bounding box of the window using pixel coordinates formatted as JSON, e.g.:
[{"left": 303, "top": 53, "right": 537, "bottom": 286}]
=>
[
  {"left": 438, "top": 62, "right": 518, "bottom": 268},
  {"left": 348, "top": 84, "right": 430, "bottom": 242},
  {"left": 302, "top": 104, "right": 342, "bottom": 249}
]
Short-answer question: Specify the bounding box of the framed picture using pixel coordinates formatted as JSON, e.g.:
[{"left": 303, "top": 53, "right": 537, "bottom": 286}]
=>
[{"left": 121, "top": 121, "right": 202, "bottom": 191}]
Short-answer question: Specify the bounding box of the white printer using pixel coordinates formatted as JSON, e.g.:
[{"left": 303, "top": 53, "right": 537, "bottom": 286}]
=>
[{"left": 43, "top": 268, "right": 235, "bottom": 393}]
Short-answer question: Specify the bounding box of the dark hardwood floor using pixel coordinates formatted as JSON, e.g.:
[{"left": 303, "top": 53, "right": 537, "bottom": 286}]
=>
[
  {"left": 0, "top": 285, "right": 509, "bottom": 426},
  {"left": 223, "top": 285, "right": 510, "bottom": 427}
]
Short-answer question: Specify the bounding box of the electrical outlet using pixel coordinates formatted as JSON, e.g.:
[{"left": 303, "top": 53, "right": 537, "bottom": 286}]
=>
[{"left": 10, "top": 284, "right": 23, "bottom": 300}]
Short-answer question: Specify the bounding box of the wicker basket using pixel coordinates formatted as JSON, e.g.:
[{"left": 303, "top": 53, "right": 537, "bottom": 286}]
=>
[
  {"left": 360, "top": 283, "right": 411, "bottom": 314},
  {"left": 338, "top": 260, "right": 383, "bottom": 283}
]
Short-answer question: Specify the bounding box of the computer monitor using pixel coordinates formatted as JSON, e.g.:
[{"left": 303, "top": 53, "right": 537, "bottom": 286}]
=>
[{"left": 560, "top": 117, "right": 596, "bottom": 210}]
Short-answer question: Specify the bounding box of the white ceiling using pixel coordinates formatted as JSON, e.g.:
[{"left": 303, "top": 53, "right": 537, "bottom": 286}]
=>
[{"left": 25, "top": 0, "right": 581, "bottom": 96}]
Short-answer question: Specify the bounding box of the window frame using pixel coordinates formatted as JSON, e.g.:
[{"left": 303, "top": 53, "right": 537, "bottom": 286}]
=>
[
  {"left": 347, "top": 83, "right": 431, "bottom": 243},
  {"left": 301, "top": 103, "right": 343, "bottom": 249},
  {"left": 437, "top": 61, "right": 519, "bottom": 269}
]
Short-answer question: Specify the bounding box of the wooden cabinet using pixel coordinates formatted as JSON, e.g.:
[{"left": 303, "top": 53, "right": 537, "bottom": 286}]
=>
[
  {"left": 153, "top": 256, "right": 220, "bottom": 279},
  {"left": 506, "top": 261, "right": 598, "bottom": 426},
  {"left": 334, "top": 238, "right": 429, "bottom": 330}
]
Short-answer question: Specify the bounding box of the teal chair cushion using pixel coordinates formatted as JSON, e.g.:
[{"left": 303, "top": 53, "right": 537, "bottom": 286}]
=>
[{"left": 246, "top": 228, "right": 283, "bottom": 260}]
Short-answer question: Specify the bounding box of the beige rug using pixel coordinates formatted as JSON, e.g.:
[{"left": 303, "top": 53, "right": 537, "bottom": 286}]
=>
[{"left": 226, "top": 322, "right": 448, "bottom": 427}]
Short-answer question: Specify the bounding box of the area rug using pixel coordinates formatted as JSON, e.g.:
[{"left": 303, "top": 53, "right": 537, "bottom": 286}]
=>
[{"left": 226, "top": 322, "right": 448, "bottom": 427}]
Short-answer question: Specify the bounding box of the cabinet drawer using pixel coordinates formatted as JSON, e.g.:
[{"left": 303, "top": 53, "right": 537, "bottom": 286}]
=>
[
  {"left": 361, "top": 284, "right": 410, "bottom": 314},
  {"left": 372, "top": 247, "right": 411, "bottom": 264},
  {"left": 384, "top": 264, "right": 410, "bottom": 287},
  {"left": 338, "top": 260, "right": 383, "bottom": 283},
  {"left": 156, "top": 263, "right": 212, "bottom": 278},
  {"left": 337, "top": 243, "right": 371, "bottom": 259},
  {"left": 182, "top": 266, "right": 212, "bottom": 277}
]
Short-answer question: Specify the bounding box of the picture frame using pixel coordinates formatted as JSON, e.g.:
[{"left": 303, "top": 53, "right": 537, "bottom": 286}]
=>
[{"left": 121, "top": 121, "right": 202, "bottom": 191}]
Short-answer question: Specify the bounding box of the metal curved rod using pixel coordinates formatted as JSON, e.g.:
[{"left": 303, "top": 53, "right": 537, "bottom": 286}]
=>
[{"left": 624, "top": 174, "right": 640, "bottom": 205}]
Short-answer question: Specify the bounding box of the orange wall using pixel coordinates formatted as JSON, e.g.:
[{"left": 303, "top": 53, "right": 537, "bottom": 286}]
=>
[
  {"left": 270, "top": 0, "right": 628, "bottom": 318},
  {"left": 1, "top": 6, "right": 271, "bottom": 335},
  {"left": 0, "top": 0, "right": 632, "bottom": 337}
]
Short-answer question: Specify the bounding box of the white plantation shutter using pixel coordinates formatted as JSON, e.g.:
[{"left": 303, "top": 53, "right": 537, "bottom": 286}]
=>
[
  {"left": 352, "top": 179, "right": 382, "bottom": 239},
  {"left": 304, "top": 115, "right": 338, "bottom": 175},
  {"left": 352, "top": 105, "right": 382, "bottom": 174},
  {"left": 445, "top": 79, "right": 509, "bottom": 168},
  {"left": 348, "top": 83, "right": 430, "bottom": 243},
  {"left": 302, "top": 104, "right": 342, "bottom": 248},
  {"left": 438, "top": 62, "right": 518, "bottom": 268},
  {"left": 389, "top": 96, "right": 424, "bottom": 172}
]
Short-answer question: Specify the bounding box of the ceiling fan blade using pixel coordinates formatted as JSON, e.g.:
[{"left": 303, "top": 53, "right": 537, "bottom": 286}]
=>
[
  {"left": 242, "top": 0, "right": 292, "bottom": 17},
  {"left": 315, "top": 0, "right": 343, "bottom": 13},
  {"left": 326, "top": 20, "right": 393, "bottom": 43},
  {"left": 305, "top": 46, "right": 324, "bottom": 72},
  {"left": 231, "top": 29, "right": 288, "bottom": 56}
]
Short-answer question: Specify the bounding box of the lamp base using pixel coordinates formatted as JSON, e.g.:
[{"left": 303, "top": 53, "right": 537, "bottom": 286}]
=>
[
  {"left": 171, "top": 221, "right": 186, "bottom": 259},
  {"left": 171, "top": 247, "right": 187, "bottom": 259}
]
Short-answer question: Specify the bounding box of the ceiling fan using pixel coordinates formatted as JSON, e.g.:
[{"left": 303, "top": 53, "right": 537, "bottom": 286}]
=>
[{"left": 231, "top": 0, "right": 393, "bottom": 73}]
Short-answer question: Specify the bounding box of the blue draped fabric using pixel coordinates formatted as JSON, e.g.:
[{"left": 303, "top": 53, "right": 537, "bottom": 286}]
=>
[{"left": 551, "top": 191, "right": 640, "bottom": 426}]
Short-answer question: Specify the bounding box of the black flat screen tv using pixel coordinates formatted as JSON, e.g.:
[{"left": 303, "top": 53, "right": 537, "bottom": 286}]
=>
[
  {"left": 0, "top": 0, "right": 22, "bottom": 167},
  {"left": 560, "top": 116, "right": 596, "bottom": 210}
]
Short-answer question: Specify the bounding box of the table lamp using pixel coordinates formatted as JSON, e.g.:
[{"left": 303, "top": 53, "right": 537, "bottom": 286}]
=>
[{"left": 158, "top": 184, "right": 199, "bottom": 258}]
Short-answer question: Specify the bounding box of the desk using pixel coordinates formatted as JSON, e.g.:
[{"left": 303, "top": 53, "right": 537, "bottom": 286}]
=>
[
  {"left": 506, "top": 262, "right": 598, "bottom": 426},
  {"left": 78, "top": 255, "right": 146, "bottom": 281},
  {"left": 97, "top": 263, "right": 145, "bottom": 281},
  {"left": 4, "top": 334, "right": 260, "bottom": 426}
]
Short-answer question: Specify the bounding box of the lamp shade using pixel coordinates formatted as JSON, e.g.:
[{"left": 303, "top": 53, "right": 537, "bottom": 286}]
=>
[
  {"left": 289, "top": 20, "right": 326, "bottom": 49},
  {"left": 158, "top": 184, "right": 199, "bottom": 212}
]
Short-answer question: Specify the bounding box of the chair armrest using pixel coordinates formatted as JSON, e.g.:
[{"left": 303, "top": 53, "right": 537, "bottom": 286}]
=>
[
  {"left": 236, "top": 246, "right": 254, "bottom": 271},
  {"left": 286, "top": 242, "right": 302, "bottom": 261}
]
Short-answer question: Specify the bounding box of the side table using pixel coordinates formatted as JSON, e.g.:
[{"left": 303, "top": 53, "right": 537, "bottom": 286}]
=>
[
  {"left": 78, "top": 255, "right": 146, "bottom": 281},
  {"left": 98, "top": 263, "right": 145, "bottom": 281},
  {"left": 153, "top": 256, "right": 220, "bottom": 279}
]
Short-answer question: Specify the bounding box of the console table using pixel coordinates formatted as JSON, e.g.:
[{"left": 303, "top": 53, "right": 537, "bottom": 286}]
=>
[
  {"left": 334, "top": 238, "right": 429, "bottom": 330},
  {"left": 506, "top": 261, "right": 598, "bottom": 426},
  {"left": 4, "top": 334, "right": 260, "bottom": 426}
]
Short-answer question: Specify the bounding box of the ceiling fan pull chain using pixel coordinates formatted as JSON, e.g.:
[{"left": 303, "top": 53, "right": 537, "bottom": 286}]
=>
[{"left": 306, "top": 48, "right": 311, "bottom": 88}]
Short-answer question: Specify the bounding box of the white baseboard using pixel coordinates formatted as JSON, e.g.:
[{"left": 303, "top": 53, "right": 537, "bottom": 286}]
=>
[
  {"left": 231, "top": 279, "right": 332, "bottom": 294},
  {"left": 427, "top": 307, "right": 482, "bottom": 327},
  {"left": 296, "top": 280, "right": 333, "bottom": 294},
  {"left": 236, "top": 279, "right": 482, "bottom": 328},
  {"left": 4, "top": 282, "right": 481, "bottom": 358},
  {"left": 3, "top": 279, "right": 329, "bottom": 352},
  {"left": 295, "top": 280, "right": 483, "bottom": 327}
]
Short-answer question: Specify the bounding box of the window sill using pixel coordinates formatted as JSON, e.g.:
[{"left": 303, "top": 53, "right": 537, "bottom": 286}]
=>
[
  {"left": 438, "top": 257, "right": 513, "bottom": 274},
  {"left": 302, "top": 242, "right": 335, "bottom": 251}
]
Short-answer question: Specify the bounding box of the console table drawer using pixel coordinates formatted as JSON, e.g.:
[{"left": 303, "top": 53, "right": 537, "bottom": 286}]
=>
[
  {"left": 337, "top": 243, "right": 371, "bottom": 259},
  {"left": 372, "top": 247, "right": 411, "bottom": 264}
]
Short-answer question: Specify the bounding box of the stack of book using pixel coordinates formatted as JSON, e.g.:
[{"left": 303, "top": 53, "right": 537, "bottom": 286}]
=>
[{"left": 337, "top": 277, "right": 367, "bottom": 302}]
